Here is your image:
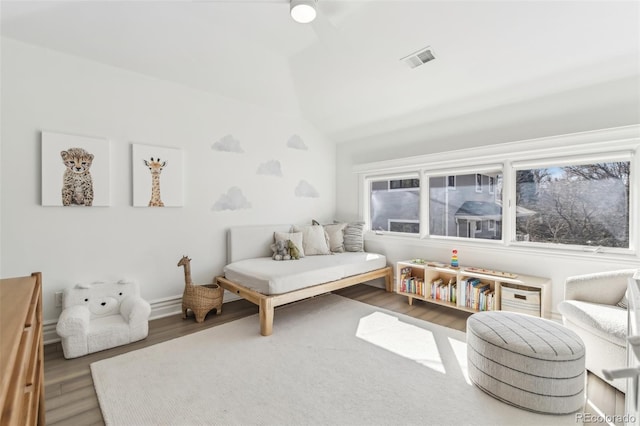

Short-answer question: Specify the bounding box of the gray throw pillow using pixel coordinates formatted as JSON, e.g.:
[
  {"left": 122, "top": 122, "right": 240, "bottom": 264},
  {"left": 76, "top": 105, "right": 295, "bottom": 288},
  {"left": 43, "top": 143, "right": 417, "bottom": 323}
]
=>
[{"left": 340, "top": 221, "right": 365, "bottom": 252}]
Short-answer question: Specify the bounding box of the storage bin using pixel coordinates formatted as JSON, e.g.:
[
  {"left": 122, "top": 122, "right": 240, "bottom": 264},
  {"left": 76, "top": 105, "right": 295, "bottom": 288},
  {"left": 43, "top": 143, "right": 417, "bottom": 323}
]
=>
[{"left": 501, "top": 284, "right": 541, "bottom": 317}]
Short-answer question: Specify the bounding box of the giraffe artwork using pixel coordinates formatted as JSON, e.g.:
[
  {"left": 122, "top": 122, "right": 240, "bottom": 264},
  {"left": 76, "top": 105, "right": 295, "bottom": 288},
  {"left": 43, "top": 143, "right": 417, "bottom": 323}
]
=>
[
  {"left": 132, "top": 144, "right": 183, "bottom": 207},
  {"left": 144, "top": 157, "right": 166, "bottom": 207}
]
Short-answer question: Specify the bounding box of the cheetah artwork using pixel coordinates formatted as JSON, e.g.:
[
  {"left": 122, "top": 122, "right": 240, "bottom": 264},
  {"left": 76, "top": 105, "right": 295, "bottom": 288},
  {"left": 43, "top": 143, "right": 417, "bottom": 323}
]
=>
[
  {"left": 61, "top": 147, "right": 94, "bottom": 206},
  {"left": 144, "top": 157, "right": 166, "bottom": 207}
]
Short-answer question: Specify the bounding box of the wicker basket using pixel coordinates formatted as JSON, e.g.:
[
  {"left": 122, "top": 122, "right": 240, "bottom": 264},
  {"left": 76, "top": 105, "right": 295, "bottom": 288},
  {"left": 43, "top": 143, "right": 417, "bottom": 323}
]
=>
[{"left": 182, "top": 283, "right": 224, "bottom": 323}]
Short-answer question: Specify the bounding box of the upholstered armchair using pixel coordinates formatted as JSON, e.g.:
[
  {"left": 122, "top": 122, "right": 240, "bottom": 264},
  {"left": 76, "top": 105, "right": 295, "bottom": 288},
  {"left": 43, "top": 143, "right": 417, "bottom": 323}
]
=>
[
  {"left": 557, "top": 269, "right": 637, "bottom": 393},
  {"left": 56, "top": 279, "right": 151, "bottom": 359}
]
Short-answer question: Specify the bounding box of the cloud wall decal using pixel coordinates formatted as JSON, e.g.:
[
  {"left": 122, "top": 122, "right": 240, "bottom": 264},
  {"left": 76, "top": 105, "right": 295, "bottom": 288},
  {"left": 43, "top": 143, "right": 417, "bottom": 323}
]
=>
[
  {"left": 257, "top": 160, "right": 283, "bottom": 177},
  {"left": 295, "top": 180, "right": 319, "bottom": 198},
  {"left": 287, "top": 134, "right": 308, "bottom": 150},
  {"left": 212, "top": 134, "right": 244, "bottom": 153},
  {"left": 212, "top": 187, "right": 252, "bottom": 211}
]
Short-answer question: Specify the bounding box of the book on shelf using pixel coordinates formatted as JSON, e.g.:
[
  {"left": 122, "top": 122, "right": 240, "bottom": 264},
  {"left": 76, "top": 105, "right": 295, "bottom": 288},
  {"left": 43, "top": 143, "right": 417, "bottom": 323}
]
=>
[
  {"left": 471, "top": 282, "right": 490, "bottom": 309},
  {"left": 461, "top": 278, "right": 491, "bottom": 309},
  {"left": 463, "top": 278, "right": 479, "bottom": 308},
  {"left": 459, "top": 278, "right": 467, "bottom": 306},
  {"left": 448, "top": 277, "right": 457, "bottom": 304},
  {"left": 430, "top": 278, "right": 443, "bottom": 300},
  {"left": 478, "top": 288, "right": 495, "bottom": 311},
  {"left": 399, "top": 266, "right": 412, "bottom": 284},
  {"left": 399, "top": 267, "right": 424, "bottom": 296},
  {"left": 425, "top": 277, "right": 457, "bottom": 304}
]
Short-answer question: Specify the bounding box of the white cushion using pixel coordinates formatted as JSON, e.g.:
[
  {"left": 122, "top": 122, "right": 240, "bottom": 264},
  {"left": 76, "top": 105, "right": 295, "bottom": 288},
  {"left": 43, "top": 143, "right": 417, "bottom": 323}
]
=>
[
  {"left": 324, "top": 223, "right": 347, "bottom": 253},
  {"left": 293, "top": 225, "right": 331, "bottom": 256},
  {"left": 557, "top": 300, "right": 626, "bottom": 347}
]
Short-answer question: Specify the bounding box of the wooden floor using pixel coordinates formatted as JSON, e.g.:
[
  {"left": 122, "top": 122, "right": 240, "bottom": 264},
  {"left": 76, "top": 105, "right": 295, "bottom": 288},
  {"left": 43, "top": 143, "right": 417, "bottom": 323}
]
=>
[{"left": 43, "top": 284, "right": 623, "bottom": 425}]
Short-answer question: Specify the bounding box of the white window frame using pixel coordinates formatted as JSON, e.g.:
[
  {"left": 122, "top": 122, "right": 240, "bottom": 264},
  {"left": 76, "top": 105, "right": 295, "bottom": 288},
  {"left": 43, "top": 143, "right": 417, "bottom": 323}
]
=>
[
  {"left": 355, "top": 125, "right": 639, "bottom": 260},
  {"left": 475, "top": 173, "right": 482, "bottom": 193},
  {"left": 509, "top": 151, "right": 634, "bottom": 254},
  {"left": 364, "top": 172, "right": 421, "bottom": 236},
  {"left": 423, "top": 164, "right": 504, "bottom": 242}
]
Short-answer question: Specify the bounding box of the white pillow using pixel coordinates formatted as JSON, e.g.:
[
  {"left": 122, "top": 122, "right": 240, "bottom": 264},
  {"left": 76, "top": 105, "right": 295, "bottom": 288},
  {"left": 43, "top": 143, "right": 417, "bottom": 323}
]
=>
[
  {"left": 617, "top": 290, "right": 629, "bottom": 309},
  {"left": 323, "top": 222, "right": 347, "bottom": 253},
  {"left": 274, "top": 231, "right": 305, "bottom": 257},
  {"left": 293, "top": 224, "right": 331, "bottom": 255}
]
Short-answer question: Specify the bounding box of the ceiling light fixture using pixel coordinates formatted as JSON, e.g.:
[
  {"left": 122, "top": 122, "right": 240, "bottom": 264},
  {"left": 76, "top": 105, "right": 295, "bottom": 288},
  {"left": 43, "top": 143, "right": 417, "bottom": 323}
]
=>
[{"left": 290, "top": 0, "right": 317, "bottom": 24}]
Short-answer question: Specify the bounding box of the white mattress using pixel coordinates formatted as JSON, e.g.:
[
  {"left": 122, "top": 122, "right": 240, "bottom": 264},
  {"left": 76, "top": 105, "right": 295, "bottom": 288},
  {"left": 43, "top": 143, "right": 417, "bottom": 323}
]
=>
[{"left": 223, "top": 252, "right": 387, "bottom": 295}]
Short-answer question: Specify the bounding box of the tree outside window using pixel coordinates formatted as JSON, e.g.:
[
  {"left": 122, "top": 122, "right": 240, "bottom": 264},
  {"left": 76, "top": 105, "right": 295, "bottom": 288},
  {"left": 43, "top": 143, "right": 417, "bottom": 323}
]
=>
[{"left": 515, "top": 162, "right": 630, "bottom": 248}]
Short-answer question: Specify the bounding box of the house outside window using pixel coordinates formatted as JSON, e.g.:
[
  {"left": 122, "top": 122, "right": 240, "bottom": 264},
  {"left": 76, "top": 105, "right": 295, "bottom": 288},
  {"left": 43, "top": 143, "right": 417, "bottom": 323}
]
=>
[
  {"left": 369, "top": 176, "right": 420, "bottom": 234},
  {"left": 447, "top": 175, "right": 456, "bottom": 190},
  {"left": 429, "top": 172, "right": 503, "bottom": 240},
  {"left": 515, "top": 161, "right": 630, "bottom": 248}
]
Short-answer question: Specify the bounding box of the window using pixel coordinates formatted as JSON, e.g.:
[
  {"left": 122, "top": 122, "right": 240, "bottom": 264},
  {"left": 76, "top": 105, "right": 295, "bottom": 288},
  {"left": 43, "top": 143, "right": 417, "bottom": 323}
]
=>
[
  {"left": 389, "top": 220, "right": 420, "bottom": 234},
  {"left": 429, "top": 171, "right": 503, "bottom": 240},
  {"left": 515, "top": 161, "right": 630, "bottom": 248},
  {"left": 359, "top": 127, "right": 637, "bottom": 255},
  {"left": 390, "top": 178, "right": 419, "bottom": 190},
  {"left": 369, "top": 176, "right": 420, "bottom": 234},
  {"left": 447, "top": 175, "right": 456, "bottom": 190}
]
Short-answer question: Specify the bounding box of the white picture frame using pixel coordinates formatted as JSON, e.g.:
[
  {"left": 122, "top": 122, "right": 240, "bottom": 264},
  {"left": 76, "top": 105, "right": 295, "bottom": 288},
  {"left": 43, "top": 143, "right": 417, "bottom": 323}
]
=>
[
  {"left": 132, "top": 143, "right": 183, "bottom": 207},
  {"left": 41, "top": 131, "right": 110, "bottom": 206}
]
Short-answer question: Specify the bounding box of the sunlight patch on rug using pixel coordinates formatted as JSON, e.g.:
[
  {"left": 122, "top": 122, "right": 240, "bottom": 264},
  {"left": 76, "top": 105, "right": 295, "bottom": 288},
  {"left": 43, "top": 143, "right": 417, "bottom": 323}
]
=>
[
  {"left": 356, "top": 311, "right": 449, "bottom": 374},
  {"left": 449, "top": 336, "right": 472, "bottom": 384}
]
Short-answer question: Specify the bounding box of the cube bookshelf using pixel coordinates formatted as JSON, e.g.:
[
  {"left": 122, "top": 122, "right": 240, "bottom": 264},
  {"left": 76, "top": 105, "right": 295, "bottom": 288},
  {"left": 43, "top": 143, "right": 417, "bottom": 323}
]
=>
[{"left": 395, "top": 260, "right": 551, "bottom": 318}]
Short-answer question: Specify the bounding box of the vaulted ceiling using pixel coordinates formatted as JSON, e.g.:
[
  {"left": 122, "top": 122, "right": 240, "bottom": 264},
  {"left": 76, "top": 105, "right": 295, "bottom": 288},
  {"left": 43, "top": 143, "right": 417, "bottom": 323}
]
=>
[{"left": 2, "top": 1, "right": 638, "bottom": 143}]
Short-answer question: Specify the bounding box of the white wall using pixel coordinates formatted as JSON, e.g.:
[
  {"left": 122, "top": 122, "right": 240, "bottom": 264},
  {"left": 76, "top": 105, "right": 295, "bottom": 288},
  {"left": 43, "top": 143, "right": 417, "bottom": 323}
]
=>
[
  {"left": 0, "top": 38, "right": 336, "bottom": 323},
  {"left": 336, "top": 76, "right": 640, "bottom": 318}
]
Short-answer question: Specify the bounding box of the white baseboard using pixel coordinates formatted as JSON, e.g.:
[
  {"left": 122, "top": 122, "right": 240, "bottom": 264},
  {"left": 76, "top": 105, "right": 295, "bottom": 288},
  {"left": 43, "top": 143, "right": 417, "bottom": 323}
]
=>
[
  {"left": 42, "top": 286, "right": 561, "bottom": 345},
  {"left": 43, "top": 291, "right": 242, "bottom": 345}
]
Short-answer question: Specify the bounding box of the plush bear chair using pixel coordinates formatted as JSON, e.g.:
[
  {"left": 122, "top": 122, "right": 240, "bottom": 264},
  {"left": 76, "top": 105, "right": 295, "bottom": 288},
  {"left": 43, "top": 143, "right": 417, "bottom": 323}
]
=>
[{"left": 56, "top": 279, "right": 151, "bottom": 359}]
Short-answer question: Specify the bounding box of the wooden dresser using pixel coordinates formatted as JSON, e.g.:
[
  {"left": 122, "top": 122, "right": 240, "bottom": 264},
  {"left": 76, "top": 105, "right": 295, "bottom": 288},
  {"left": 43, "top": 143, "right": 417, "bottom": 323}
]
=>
[{"left": 0, "top": 272, "right": 45, "bottom": 425}]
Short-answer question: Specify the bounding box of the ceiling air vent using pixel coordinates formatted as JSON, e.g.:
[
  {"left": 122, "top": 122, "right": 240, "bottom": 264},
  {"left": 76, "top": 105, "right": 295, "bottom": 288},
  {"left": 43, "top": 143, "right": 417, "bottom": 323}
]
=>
[{"left": 401, "top": 46, "right": 436, "bottom": 69}]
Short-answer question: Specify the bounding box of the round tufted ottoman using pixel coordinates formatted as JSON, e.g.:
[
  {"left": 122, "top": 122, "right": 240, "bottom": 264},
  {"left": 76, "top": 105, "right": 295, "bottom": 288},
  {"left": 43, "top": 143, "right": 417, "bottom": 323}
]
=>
[{"left": 467, "top": 311, "right": 586, "bottom": 414}]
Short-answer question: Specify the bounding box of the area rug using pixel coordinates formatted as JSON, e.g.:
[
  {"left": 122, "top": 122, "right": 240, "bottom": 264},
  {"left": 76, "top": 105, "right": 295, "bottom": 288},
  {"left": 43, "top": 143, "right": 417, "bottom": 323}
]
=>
[{"left": 91, "top": 294, "right": 579, "bottom": 425}]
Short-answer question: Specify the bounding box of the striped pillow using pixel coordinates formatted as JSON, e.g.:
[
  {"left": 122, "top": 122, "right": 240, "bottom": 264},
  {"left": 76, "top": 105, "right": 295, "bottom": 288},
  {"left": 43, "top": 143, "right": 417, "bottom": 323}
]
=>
[{"left": 341, "top": 221, "right": 365, "bottom": 252}]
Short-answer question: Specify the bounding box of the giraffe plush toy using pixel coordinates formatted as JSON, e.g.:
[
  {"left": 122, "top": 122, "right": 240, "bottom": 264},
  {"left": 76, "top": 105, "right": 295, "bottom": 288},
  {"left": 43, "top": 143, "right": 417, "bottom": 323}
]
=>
[{"left": 144, "top": 157, "right": 166, "bottom": 207}]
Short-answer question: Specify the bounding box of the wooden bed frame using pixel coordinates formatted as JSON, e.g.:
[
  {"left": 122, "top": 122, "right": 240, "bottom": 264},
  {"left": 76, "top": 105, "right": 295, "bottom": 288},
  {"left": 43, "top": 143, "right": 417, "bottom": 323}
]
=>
[
  {"left": 217, "top": 224, "right": 393, "bottom": 336},
  {"left": 215, "top": 266, "right": 392, "bottom": 336}
]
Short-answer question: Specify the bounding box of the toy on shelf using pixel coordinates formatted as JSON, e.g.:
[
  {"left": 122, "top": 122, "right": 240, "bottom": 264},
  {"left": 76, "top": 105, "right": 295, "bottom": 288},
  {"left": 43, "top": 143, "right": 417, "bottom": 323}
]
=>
[
  {"left": 464, "top": 267, "right": 518, "bottom": 279},
  {"left": 451, "top": 249, "right": 459, "bottom": 268}
]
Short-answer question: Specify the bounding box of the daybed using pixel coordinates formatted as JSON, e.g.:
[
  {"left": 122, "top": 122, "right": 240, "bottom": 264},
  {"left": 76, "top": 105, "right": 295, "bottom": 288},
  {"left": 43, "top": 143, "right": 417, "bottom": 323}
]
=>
[{"left": 215, "top": 224, "right": 392, "bottom": 336}]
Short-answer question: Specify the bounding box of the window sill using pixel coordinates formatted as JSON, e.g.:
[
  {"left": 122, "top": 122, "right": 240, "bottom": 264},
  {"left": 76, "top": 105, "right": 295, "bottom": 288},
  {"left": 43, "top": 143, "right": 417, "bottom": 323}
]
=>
[{"left": 364, "top": 231, "right": 639, "bottom": 264}]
